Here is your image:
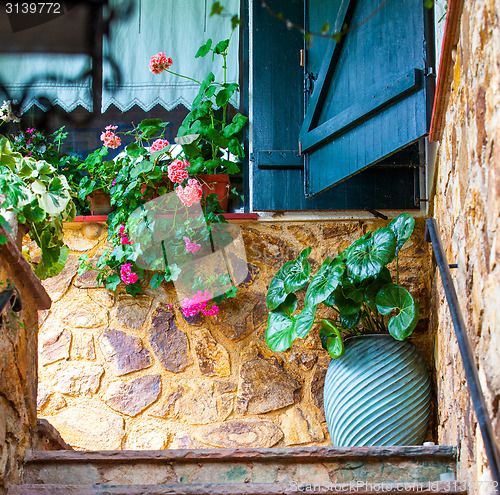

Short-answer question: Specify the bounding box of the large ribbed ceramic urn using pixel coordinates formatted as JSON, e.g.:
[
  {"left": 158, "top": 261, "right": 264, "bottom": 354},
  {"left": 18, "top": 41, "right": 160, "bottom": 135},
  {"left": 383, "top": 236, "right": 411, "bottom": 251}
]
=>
[{"left": 323, "top": 335, "right": 430, "bottom": 446}]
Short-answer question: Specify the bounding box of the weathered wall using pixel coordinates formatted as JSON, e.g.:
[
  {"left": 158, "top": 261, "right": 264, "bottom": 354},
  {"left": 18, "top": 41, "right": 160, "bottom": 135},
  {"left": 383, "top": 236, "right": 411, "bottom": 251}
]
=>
[
  {"left": 35, "top": 218, "right": 432, "bottom": 451},
  {"left": 0, "top": 229, "right": 49, "bottom": 494},
  {"left": 431, "top": 0, "right": 500, "bottom": 489}
]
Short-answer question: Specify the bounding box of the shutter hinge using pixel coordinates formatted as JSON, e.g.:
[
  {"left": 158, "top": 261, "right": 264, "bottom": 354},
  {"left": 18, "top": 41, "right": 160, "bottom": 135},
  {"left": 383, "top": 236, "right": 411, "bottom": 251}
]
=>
[
  {"left": 299, "top": 140, "right": 302, "bottom": 156},
  {"left": 304, "top": 71, "right": 317, "bottom": 94},
  {"left": 425, "top": 67, "right": 436, "bottom": 78},
  {"left": 300, "top": 49, "right": 305, "bottom": 67}
]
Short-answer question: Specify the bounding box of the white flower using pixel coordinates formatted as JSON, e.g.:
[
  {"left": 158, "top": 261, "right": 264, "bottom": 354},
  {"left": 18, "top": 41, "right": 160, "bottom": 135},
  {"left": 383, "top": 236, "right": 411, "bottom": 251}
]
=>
[{"left": 0, "top": 100, "right": 20, "bottom": 123}]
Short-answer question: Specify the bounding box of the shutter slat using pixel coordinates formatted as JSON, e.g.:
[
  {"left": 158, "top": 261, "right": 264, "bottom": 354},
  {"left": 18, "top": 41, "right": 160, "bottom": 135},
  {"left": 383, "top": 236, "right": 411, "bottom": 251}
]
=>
[{"left": 301, "top": 69, "right": 423, "bottom": 152}]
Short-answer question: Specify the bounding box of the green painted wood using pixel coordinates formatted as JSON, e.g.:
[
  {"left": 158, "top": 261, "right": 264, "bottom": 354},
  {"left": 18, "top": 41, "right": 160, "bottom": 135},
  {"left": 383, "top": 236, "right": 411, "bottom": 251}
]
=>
[
  {"left": 254, "top": 151, "right": 303, "bottom": 169},
  {"left": 302, "top": 0, "right": 431, "bottom": 199},
  {"left": 301, "top": 69, "right": 424, "bottom": 152},
  {"left": 250, "top": 0, "right": 432, "bottom": 210}
]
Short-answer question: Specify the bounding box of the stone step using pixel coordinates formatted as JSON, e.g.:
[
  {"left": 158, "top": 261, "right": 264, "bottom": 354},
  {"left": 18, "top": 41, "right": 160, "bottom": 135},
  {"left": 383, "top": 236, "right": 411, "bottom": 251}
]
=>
[
  {"left": 8, "top": 481, "right": 468, "bottom": 495},
  {"left": 22, "top": 446, "right": 457, "bottom": 486}
]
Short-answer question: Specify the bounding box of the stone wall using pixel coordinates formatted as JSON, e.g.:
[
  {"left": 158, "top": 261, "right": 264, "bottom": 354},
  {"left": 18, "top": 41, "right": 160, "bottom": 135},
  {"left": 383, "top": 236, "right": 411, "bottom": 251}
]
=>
[
  {"left": 35, "top": 217, "right": 432, "bottom": 451},
  {"left": 0, "top": 227, "right": 50, "bottom": 494},
  {"left": 431, "top": 0, "right": 500, "bottom": 489}
]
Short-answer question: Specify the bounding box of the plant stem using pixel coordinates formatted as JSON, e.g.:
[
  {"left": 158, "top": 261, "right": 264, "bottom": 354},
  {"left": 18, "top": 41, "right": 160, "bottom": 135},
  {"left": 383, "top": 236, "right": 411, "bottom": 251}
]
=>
[{"left": 165, "top": 69, "right": 201, "bottom": 86}]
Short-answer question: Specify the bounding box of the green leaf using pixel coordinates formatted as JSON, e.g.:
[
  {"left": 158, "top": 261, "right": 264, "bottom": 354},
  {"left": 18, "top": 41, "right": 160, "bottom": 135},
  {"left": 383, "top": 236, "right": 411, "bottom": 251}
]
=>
[
  {"left": 150, "top": 272, "right": 163, "bottom": 290},
  {"left": 174, "top": 134, "right": 200, "bottom": 145},
  {"left": 227, "top": 139, "right": 244, "bottom": 157},
  {"left": 283, "top": 248, "right": 311, "bottom": 293},
  {"left": 40, "top": 245, "right": 69, "bottom": 279},
  {"left": 130, "top": 160, "right": 154, "bottom": 178},
  {"left": 327, "top": 334, "right": 345, "bottom": 359},
  {"left": 388, "top": 213, "right": 415, "bottom": 259},
  {"left": 346, "top": 227, "right": 397, "bottom": 281},
  {"left": 339, "top": 311, "right": 361, "bottom": 329},
  {"left": 375, "top": 284, "right": 419, "bottom": 340},
  {"left": 266, "top": 266, "right": 288, "bottom": 310},
  {"left": 305, "top": 257, "right": 345, "bottom": 306},
  {"left": 320, "top": 320, "right": 345, "bottom": 358},
  {"left": 293, "top": 305, "right": 316, "bottom": 338},
  {"left": 214, "top": 38, "right": 230, "bottom": 54},
  {"left": 275, "top": 293, "right": 298, "bottom": 316},
  {"left": 23, "top": 204, "right": 46, "bottom": 223},
  {"left": 222, "top": 114, "right": 248, "bottom": 138},
  {"left": 126, "top": 142, "right": 148, "bottom": 158},
  {"left": 105, "top": 273, "right": 121, "bottom": 291},
  {"left": 196, "top": 39, "right": 212, "bottom": 58},
  {"left": 265, "top": 310, "right": 295, "bottom": 352},
  {"left": 231, "top": 14, "right": 241, "bottom": 30},
  {"left": 205, "top": 127, "right": 229, "bottom": 149},
  {"left": 0, "top": 235, "right": 8, "bottom": 245},
  {"left": 364, "top": 267, "right": 393, "bottom": 309},
  {"left": 210, "top": 1, "right": 223, "bottom": 16},
  {"left": 0, "top": 136, "right": 21, "bottom": 171},
  {"left": 216, "top": 89, "right": 230, "bottom": 107},
  {"left": 167, "top": 263, "right": 181, "bottom": 281},
  {"left": 329, "top": 286, "right": 361, "bottom": 315},
  {"left": 321, "top": 21, "right": 330, "bottom": 34}
]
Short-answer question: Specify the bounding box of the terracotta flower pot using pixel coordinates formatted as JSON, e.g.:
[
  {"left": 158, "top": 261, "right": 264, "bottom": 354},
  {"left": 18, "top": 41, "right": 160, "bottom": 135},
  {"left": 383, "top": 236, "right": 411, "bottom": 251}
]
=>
[
  {"left": 196, "top": 174, "right": 231, "bottom": 211},
  {"left": 88, "top": 190, "right": 113, "bottom": 215}
]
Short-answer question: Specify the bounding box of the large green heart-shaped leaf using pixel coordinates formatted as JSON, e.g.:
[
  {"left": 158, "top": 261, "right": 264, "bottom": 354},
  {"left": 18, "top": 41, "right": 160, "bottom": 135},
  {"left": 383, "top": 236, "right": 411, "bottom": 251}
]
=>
[
  {"left": 388, "top": 213, "right": 415, "bottom": 259},
  {"left": 275, "top": 293, "right": 298, "bottom": 316},
  {"left": 305, "top": 257, "right": 345, "bottom": 306},
  {"left": 364, "top": 267, "right": 393, "bottom": 310},
  {"left": 375, "top": 284, "right": 419, "bottom": 340},
  {"left": 346, "top": 227, "right": 397, "bottom": 281},
  {"left": 265, "top": 310, "right": 295, "bottom": 352},
  {"left": 284, "top": 248, "right": 312, "bottom": 293},
  {"left": 293, "top": 305, "right": 317, "bottom": 338},
  {"left": 266, "top": 266, "right": 288, "bottom": 310},
  {"left": 320, "top": 320, "right": 345, "bottom": 358},
  {"left": 328, "top": 285, "right": 361, "bottom": 315},
  {"left": 339, "top": 311, "right": 361, "bottom": 329}
]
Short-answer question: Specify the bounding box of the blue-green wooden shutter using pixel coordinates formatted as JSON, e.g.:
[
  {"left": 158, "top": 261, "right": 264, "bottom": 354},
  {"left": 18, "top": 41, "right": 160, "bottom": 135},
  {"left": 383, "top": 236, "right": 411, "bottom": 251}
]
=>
[
  {"left": 300, "top": 0, "right": 431, "bottom": 199},
  {"left": 250, "top": 0, "right": 432, "bottom": 210},
  {"left": 250, "top": 0, "right": 306, "bottom": 211}
]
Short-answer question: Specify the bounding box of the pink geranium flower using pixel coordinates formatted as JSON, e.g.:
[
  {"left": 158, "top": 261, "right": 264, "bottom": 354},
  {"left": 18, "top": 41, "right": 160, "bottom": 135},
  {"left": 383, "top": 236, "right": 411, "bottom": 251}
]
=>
[
  {"left": 149, "top": 53, "right": 173, "bottom": 74},
  {"left": 180, "top": 290, "right": 218, "bottom": 317},
  {"left": 120, "top": 263, "right": 139, "bottom": 285},
  {"left": 100, "top": 127, "right": 121, "bottom": 149},
  {"left": 167, "top": 158, "right": 189, "bottom": 183},
  {"left": 176, "top": 178, "right": 203, "bottom": 207},
  {"left": 121, "top": 236, "right": 132, "bottom": 245},
  {"left": 119, "top": 225, "right": 126, "bottom": 235},
  {"left": 183, "top": 236, "right": 201, "bottom": 253},
  {"left": 150, "top": 138, "right": 170, "bottom": 152}
]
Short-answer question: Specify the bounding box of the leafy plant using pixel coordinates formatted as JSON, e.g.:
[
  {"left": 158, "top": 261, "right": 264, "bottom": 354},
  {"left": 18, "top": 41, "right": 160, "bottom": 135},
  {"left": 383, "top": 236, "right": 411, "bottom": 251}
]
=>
[
  {"left": 78, "top": 119, "right": 238, "bottom": 316},
  {"left": 150, "top": 25, "right": 247, "bottom": 176},
  {"left": 0, "top": 136, "right": 75, "bottom": 278},
  {"left": 265, "top": 213, "right": 419, "bottom": 359}
]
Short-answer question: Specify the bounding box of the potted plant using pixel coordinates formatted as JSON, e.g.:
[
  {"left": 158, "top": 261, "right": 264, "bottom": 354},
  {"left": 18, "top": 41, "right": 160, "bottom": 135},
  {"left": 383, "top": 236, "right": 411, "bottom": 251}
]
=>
[
  {"left": 78, "top": 118, "right": 238, "bottom": 317},
  {"left": 264, "top": 213, "right": 431, "bottom": 446},
  {"left": 0, "top": 136, "right": 75, "bottom": 278},
  {"left": 149, "top": 20, "right": 247, "bottom": 211},
  {"left": 77, "top": 127, "right": 125, "bottom": 215}
]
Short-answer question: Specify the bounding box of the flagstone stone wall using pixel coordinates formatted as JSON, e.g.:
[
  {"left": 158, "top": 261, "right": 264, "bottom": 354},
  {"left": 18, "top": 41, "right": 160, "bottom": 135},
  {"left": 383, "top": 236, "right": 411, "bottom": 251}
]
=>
[
  {"left": 34, "top": 217, "right": 432, "bottom": 450},
  {"left": 430, "top": 0, "right": 500, "bottom": 488}
]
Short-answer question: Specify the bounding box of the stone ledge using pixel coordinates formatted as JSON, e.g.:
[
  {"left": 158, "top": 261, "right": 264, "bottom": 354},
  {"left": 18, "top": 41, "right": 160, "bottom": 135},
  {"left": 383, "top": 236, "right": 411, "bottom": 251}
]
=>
[
  {"left": 24, "top": 445, "right": 457, "bottom": 463},
  {"left": 7, "top": 482, "right": 467, "bottom": 495},
  {"left": 0, "top": 226, "right": 51, "bottom": 310}
]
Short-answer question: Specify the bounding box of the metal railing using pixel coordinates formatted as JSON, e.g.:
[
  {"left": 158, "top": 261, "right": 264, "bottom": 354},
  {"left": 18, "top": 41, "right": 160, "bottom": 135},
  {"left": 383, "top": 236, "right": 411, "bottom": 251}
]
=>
[{"left": 425, "top": 217, "right": 500, "bottom": 487}]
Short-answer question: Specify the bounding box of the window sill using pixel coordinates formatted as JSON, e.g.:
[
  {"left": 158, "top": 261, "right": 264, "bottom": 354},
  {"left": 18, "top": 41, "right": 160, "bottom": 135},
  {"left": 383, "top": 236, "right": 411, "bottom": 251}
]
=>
[{"left": 70, "top": 213, "right": 259, "bottom": 224}]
